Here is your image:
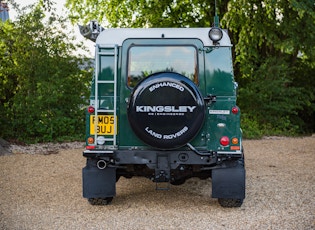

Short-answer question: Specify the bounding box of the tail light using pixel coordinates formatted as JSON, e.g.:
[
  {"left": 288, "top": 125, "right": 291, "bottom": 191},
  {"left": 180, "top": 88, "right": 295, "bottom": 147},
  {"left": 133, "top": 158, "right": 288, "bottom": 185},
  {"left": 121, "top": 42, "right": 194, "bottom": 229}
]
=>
[
  {"left": 86, "top": 137, "right": 95, "bottom": 150},
  {"left": 232, "top": 106, "right": 239, "bottom": 114},
  {"left": 88, "top": 106, "right": 95, "bottom": 113},
  {"left": 220, "top": 136, "right": 230, "bottom": 146},
  {"left": 86, "top": 145, "right": 96, "bottom": 150}
]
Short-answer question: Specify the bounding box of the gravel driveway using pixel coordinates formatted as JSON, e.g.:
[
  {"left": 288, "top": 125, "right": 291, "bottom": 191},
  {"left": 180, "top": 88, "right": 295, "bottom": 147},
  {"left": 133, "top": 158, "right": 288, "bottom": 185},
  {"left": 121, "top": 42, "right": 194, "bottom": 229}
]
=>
[{"left": 0, "top": 136, "right": 314, "bottom": 229}]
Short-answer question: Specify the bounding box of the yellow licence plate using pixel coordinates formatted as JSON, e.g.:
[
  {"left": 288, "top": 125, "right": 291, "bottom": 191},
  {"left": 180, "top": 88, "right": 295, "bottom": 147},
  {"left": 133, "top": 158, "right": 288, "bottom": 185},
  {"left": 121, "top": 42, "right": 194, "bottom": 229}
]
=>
[{"left": 90, "top": 115, "right": 117, "bottom": 135}]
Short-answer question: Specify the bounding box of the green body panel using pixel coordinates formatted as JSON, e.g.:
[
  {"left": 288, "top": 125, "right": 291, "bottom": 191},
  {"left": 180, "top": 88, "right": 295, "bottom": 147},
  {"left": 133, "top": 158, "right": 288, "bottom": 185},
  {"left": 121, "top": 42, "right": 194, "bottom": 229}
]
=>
[
  {"left": 87, "top": 39, "right": 241, "bottom": 152},
  {"left": 203, "top": 47, "right": 241, "bottom": 151},
  {"left": 206, "top": 97, "right": 241, "bottom": 151}
]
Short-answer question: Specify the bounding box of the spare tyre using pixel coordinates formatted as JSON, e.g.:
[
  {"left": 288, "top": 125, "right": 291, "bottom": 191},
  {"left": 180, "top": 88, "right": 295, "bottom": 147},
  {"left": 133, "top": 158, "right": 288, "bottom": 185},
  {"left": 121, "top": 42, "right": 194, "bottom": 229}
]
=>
[{"left": 127, "top": 72, "right": 205, "bottom": 149}]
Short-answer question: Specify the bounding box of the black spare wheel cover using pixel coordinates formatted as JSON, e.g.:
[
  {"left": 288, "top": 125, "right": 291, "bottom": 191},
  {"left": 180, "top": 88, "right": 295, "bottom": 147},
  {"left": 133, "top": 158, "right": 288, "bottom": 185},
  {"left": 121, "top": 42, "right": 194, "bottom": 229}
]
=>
[{"left": 127, "top": 72, "right": 205, "bottom": 149}]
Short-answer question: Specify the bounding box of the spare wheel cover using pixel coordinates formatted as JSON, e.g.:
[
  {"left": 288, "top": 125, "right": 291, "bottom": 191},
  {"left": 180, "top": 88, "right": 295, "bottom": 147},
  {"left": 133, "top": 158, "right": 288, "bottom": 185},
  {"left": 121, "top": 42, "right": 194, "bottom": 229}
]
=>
[{"left": 127, "top": 72, "right": 205, "bottom": 149}]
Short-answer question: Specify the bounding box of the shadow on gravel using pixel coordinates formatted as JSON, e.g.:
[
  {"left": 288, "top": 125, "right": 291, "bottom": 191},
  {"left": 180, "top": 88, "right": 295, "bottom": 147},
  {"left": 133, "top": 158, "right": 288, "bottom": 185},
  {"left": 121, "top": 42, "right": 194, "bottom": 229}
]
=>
[{"left": 110, "top": 177, "right": 219, "bottom": 209}]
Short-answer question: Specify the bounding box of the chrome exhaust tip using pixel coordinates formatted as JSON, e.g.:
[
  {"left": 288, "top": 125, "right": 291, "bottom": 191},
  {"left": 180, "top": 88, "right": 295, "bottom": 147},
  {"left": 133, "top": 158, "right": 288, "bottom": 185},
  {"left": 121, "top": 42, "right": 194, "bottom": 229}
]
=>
[{"left": 97, "top": 160, "right": 107, "bottom": 170}]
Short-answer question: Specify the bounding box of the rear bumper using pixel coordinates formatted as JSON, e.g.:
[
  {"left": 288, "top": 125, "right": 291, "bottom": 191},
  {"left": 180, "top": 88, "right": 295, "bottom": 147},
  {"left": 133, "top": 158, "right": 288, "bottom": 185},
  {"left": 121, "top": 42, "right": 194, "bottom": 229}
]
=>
[
  {"left": 83, "top": 148, "right": 243, "bottom": 157},
  {"left": 83, "top": 148, "right": 243, "bottom": 168},
  {"left": 83, "top": 149, "right": 218, "bottom": 168},
  {"left": 82, "top": 148, "right": 245, "bottom": 200}
]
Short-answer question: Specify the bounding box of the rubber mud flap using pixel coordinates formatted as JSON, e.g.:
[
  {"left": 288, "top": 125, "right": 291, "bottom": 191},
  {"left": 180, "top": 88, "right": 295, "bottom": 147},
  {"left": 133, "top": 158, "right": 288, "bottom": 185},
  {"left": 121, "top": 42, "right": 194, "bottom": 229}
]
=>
[
  {"left": 127, "top": 72, "right": 205, "bottom": 149},
  {"left": 82, "top": 165, "right": 116, "bottom": 198},
  {"left": 212, "top": 167, "right": 246, "bottom": 200}
]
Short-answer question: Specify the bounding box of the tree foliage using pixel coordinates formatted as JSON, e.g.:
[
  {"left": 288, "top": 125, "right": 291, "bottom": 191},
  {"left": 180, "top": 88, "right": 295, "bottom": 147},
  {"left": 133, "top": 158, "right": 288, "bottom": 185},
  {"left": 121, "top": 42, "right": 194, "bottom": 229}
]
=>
[
  {"left": 65, "top": 0, "right": 232, "bottom": 27},
  {"left": 0, "top": 2, "right": 92, "bottom": 143},
  {"left": 223, "top": 0, "right": 315, "bottom": 136},
  {"left": 65, "top": 0, "right": 315, "bottom": 137},
  {"left": 2, "top": 0, "right": 313, "bottom": 141}
]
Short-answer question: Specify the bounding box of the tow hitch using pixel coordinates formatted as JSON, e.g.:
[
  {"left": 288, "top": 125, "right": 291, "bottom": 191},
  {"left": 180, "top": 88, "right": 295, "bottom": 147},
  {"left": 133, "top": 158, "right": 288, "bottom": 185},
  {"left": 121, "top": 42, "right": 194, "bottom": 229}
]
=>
[{"left": 155, "top": 154, "right": 171, "bottom": 190}]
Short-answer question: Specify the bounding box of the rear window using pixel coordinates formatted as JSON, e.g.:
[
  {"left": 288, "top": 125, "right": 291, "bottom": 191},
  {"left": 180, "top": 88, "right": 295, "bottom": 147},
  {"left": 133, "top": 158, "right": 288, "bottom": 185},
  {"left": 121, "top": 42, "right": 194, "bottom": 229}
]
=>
[{"left": 128, "top": 45, "right": 198, "bottom": 87}]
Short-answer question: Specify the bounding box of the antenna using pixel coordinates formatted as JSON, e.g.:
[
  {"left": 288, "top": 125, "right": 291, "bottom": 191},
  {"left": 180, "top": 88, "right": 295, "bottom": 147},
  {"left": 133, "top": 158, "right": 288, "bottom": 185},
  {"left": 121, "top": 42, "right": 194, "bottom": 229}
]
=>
[{"left": 213, "top": 0, "right": 220, "bottom": 27}]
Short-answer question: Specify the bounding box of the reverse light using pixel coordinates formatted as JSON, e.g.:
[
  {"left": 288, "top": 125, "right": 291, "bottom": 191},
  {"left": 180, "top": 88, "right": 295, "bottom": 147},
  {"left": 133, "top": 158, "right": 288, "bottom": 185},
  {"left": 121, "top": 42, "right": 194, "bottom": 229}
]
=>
[
  {"left": 220, "top": 136, "right": 230, "bottom": 146},
  {"left": 209, "top": 27, "right": 223, "bottom": 43},
  {"left": 97, "top": 136, "right": 106, "bottom": 145},
  {"left": 232, "top": 106, "right": 239, "bottom": 114},
  {"left": 88, "top": 106, "right": 95, "bottom": 113}
]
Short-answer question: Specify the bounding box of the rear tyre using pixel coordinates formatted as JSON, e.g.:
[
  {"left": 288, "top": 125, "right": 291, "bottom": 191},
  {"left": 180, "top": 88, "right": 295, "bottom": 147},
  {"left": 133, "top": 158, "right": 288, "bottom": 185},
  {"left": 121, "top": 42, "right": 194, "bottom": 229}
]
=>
[
  {"left": 170, "top": 178, "right": 186, "bottom": 186},
  {"left": 218, "top": 198, "right": 243, "bottom": 208},
  {"left": 88, "top": 197, "right": 113, "bottom": 205}
]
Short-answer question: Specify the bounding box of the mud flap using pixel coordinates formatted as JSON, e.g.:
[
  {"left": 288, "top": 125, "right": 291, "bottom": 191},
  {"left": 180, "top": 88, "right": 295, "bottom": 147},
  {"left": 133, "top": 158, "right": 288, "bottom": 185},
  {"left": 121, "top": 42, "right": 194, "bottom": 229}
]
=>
[
  {"left": 212, "top": 166, "right": 245, "bottom": 199},
  {"left": 82, "top": 165, "right": 116, "bottom": 198}
]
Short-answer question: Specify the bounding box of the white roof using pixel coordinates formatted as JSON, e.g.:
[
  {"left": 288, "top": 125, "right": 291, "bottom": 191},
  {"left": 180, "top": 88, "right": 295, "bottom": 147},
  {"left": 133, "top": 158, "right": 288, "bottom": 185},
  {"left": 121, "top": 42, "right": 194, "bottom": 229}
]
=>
[{"left": 96, "top": 28, "right": 232, "bottom": 47}]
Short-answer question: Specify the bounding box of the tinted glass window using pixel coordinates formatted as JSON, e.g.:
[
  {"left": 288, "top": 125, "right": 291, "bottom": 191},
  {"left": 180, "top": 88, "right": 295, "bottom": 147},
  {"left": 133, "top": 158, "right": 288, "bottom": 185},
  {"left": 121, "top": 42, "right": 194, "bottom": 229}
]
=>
[{"left": 128, "top": 46, "right": 198, "bottom": 87}]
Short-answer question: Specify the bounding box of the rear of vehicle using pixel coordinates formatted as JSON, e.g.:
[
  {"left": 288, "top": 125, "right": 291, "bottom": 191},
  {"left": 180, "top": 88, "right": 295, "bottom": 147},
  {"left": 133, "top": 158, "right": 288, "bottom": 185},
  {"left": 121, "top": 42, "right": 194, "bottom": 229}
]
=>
[{"left": 82, "top": 26, "right": 245, "bottom": 207}]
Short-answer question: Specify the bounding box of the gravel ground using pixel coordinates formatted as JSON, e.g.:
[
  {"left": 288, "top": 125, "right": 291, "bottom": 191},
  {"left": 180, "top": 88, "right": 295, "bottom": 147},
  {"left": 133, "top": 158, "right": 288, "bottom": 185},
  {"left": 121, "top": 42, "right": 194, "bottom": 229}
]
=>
[{"left": 0, "top": 136, "right": 314, "bottom": 230}]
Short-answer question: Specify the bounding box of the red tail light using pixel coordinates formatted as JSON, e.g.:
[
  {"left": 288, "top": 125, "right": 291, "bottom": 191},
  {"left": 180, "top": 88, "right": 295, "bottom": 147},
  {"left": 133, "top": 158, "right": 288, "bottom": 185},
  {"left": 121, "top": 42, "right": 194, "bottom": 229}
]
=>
[
  {"left": 220, "top": 136, "right": 230, "bottom": 146},
  {"left": 232, "top": 106, "right": 239, "bottom": 114},
  {"left": 86, "top": 145, "right": 96, "bottom": 150},
  {"left": 88, "top": 106, "right": 95, "bottom": 113}
]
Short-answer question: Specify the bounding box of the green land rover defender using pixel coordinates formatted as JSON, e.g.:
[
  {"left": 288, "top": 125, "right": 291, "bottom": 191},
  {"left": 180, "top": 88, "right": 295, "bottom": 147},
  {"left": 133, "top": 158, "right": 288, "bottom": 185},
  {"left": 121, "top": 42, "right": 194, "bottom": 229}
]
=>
[{"left": 80, "top": 21, "right": 245, "bottom": 207}]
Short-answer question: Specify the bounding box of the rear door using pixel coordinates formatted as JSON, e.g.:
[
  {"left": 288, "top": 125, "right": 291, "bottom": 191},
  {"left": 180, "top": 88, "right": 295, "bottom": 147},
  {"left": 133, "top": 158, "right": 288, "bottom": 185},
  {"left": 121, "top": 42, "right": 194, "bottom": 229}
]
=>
[{"left": 118, "top": 38, "right": 206, "bottom": 149}]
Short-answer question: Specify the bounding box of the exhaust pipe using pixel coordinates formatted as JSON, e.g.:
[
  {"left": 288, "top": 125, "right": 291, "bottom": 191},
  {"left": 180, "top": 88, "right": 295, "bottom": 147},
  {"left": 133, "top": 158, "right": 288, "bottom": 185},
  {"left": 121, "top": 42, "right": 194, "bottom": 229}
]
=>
[{"left": 97, "top": 160, "right": 107, "bottom": 170}]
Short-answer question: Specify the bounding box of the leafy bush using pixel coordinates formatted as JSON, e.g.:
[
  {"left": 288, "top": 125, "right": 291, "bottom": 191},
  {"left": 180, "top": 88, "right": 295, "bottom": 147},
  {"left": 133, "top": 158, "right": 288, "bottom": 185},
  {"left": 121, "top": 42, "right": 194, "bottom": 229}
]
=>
[
  {"left": 66, "top": 0, "right": 315, "bottom": 138},
  {"left": 224, "top": 0, "right": 315, "bottom": 137},
  {"left": 0, "top": 3, "right": 92, "bottom": 143},
  {"left": 237, "top": 57, "right": 309, "bottom": 138},
  {"left": 241, "top": 114, "right": 263, "bottom": 139}
]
